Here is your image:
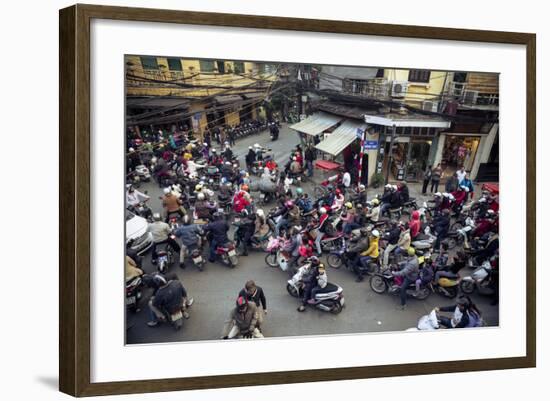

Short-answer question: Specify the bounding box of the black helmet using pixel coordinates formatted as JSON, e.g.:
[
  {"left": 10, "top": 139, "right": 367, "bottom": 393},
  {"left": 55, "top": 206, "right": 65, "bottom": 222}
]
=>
[
  {"left": 152, "top": 274, "right": 167, "bottom": 288},
  {"left": 309, "top": 256, "right": 320, "bottom": 266},
  {"left": 241, "top": 209, "right": 249, "bottom": 217}
]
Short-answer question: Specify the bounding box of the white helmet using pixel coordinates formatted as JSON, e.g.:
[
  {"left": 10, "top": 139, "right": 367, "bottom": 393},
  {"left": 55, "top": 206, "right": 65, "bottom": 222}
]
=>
[
  {"left": 163, "top": 188, "right": 171, "bottom": 195},
  {"left": 248, "top": 146, "right": 253, "bottom": 150},
  {"left": 128, "top": 147, "right": 135, "bottom": 152},
  {"left": 448, "top": 194, "right": 455, "bottom": 201},
  {"left": 203, "top": 142, "right": 208, "bottom": 147},
  {"left": 359, "top": 184, "right": 365, "bottom": 190},
  {"left": 319, "top": 207, "right": 327, "bottom": 214},
  {"left": 257, "top": 209, "right": 265, "bottom": 217},
  {"left": 462, "top": 186, "right": 470, "bottom": 193},
  {"left": 254, "top": 143, "right": 260, "bottom": 148},
  {"left": 392, "top": 185, "right": 398, "bottom": 191},
  {"left": 435, "top": 192, "right": 442, "bottom": 197},
  {"left": 371, "top": 229, "right": 380, "bottom": 238},
  {"left": 197, "top": 192, "right": 205, "bottom": 200},
  {"left": 384, "top": 184, "right": 391, "bottom": 189}
]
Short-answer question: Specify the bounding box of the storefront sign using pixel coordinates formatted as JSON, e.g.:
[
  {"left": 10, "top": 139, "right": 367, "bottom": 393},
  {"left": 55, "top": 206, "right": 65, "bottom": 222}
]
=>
[
  {"left": 364, "top": 140, "right": 378, "bottom": 150},
  {"left": 193, "top": 112, "right": 202, "bottom": 121},
  {"left": 356, "top": 128, "right": 364, "bottom": 139}
]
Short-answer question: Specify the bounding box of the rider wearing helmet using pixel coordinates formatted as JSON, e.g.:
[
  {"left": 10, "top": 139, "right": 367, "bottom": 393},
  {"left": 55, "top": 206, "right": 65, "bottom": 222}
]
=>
[
  {"left": 342, "top": 202, "right": 359, "bottom": 235},
  {"left": 203, "top": 213, "right": 230, "bottom": 263},
  {"left": 162, "top": 187, "right": 184, "bottom": 222},
  {"left": 222, "top": 296, "right": 263, "bottom": 339},
  {"left": 237, "top": 209, "right": 256, "bottom": 256},
  {"left": 296, "top": 257, "right": 322, "bottom": 312},
  {"left": 346, "top": 227, "right": 371, "bottom": 277},
  {"left": 365, "top": 198, "right": 381, "bottom": 222},
  {"left": 148, "top": 213, "right": 181, "bottom": 265},
  {"left": 391, "top": 247, "right": 420, "bottom": 309},
  {"left": 147, "top": 275, "right": 193, "bottom": 326},
  {"left": 275, "top": 200, "right": 300, "bottom": 236},
  {"left": 355, "top": 229, "right": 380, "bottom": 282}
]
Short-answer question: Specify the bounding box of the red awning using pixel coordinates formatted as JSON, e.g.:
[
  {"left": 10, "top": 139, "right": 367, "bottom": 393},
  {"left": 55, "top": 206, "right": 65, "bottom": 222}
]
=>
[{"left": 315, "top": 160, "right": 342, "bottom": 171}]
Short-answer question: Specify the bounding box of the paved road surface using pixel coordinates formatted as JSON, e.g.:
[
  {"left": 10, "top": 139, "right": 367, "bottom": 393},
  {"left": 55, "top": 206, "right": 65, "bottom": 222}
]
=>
[{"left": 126, "top": 124, "right": 498, "bottom": 345}]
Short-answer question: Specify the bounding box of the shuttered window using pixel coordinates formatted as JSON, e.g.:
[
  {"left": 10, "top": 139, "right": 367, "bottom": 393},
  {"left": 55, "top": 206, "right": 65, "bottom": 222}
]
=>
[
  {"left": 140, "top": 56, "right": 159, "bottom": 70},
  {"left": 199, "top": 59, "right": 215, "bottom": 72},
  {"left": 167, "top": 58, "right": 183, "bottom": 71},
  {"left": 408, "top": 69, "right": 431, "bottom": 83}
]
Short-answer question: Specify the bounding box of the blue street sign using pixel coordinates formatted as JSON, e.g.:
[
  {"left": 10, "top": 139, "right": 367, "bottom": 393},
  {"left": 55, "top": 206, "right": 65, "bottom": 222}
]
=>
[
  {"left": 194, "top": 112, "right": 202, "bottom": 121},
  {"left": 364, "top": 140, "right": 378, "bottom": 150},
  {"left": 356, "top": 128, "right": 364, "bottom": 139}
]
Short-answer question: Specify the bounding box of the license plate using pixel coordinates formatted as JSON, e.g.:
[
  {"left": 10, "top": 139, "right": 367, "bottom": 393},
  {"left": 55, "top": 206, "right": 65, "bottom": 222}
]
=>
[
  {"left": 340, "top": 298, "right": 345, "bottom": 306},
  {"left": 228, "top": 249, "right": 236, "bottom": 257},
  {"left": 193, "top": 256, "right": 203, "bottom": 264},
  {"left": 126, "top": 296, "right": 136, "bottom": 305},
  {"left": 260, "top": 193, "right": 265, "bottom": 199},
  {"left": 171, "top": 311, "right": 183, "bottom": 321}
]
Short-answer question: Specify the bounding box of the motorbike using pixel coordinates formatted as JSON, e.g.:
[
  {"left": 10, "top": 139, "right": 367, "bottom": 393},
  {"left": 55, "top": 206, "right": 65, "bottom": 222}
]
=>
[
  {"left": 264, "top": 236, "right": 293, "bottom": 273},
  {"left": 125, "top": 276, "right": 143, "bottom": 312},
  {"left": 156, "top": 246, "right": 174, "bottom": 273},
  {"left": 232, "top": 219, "right": 271, "bottom": 254},
  {"left": 401, "top": 198, "right": 418, "bottom": 216},
  {"left": 135, "top": 164, "right": 151, "bottom": 182},
  {"left": 326, "top": 238, "right": 379, "bottom": 275},
  {"left": 369, "top": 268, "right": 431, "bottom": 300},
  {"left": 215, "top": 242, "right": 238, "bottom": 268},
  {"left": 128, "top": 201, "right": 153, "bottom": 221},
  {"left": 460, "top": 260, "right": 496, "bottom": 295},
  {"left": 429, "top": 275, "right": 460, "bottom": 299},
  {"left": 286, "top": 279, "right": 345, "bottom": 314},
  {"left": 411, "top": 226, "right": 437, "bottom": 251}
]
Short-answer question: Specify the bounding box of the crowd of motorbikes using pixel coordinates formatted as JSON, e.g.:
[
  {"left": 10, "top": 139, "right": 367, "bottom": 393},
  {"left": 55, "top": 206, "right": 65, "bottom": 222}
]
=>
[{"left": 124, "top": 124, "right": 498, "bottom": 335}]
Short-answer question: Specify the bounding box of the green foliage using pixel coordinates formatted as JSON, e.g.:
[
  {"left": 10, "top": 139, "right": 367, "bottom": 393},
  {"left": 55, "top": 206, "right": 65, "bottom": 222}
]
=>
[{"left": 370, "top": 172, "right": 385, "bottom": 188}]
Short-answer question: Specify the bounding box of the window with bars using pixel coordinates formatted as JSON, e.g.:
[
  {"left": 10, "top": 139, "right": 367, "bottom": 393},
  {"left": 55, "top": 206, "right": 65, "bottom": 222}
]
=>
[
  {"left": 167, "top": 58, "right": 183, "bottom": 71},
  {"left": 199, "top": 59, "right": 215, "bottom": 72},
  {"left": 216, "top": 61, "right": 225, "bottom": 74},
  {"left": 233, "top": 61, "right": 245, "bottom": 74},
  {"left": 408, "top": 69, "right": 431, "bottom": 83},
  {"left": 376, "top": 68, "right": 385, "bottom": 78},
  {"left": 140, "top": 56, "right": 159, "bottom": 70}
]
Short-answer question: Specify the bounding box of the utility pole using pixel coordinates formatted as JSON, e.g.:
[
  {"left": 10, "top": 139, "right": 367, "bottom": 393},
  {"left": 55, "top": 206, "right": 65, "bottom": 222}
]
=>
[{"left": 385, "top": 124, "right": 397, "bottom": 185}]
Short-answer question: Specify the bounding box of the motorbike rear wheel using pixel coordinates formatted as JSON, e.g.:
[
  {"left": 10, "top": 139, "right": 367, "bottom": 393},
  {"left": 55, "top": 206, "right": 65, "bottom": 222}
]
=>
[
  {"left": 370, "top": 275, "right": 388, "bottom": 294},
  {"left": 330, "top": 302, "right": 343, "bottom": 314},
  {"left": 327, "top": 254, "right": 343, "bottom": 269},
  {"left": 460, "top": 280, "right": 476, "bottom": 294},
  {"left": 413, "top": 287, "right": 431, "bottom": 300},
  {"left": 265, "top": 253, "right": 279, "bottom": 268},
  {"left": 286, "top": 283, "right": 300, "bottom": 297}
]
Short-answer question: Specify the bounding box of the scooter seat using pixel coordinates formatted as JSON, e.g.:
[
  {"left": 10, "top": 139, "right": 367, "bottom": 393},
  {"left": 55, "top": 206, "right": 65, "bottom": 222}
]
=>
[{"left": 315, "top": 282, "right": 342, "bottom": 295}]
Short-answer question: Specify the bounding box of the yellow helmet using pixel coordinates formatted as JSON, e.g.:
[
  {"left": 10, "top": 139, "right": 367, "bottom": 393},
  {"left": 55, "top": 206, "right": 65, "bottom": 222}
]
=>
[
  {"left": 371, "top": 198, "right": 380, "bottom": 206},
  {"left": 407, "top": 247, "right": 416, "bottom": 256},
  {"left": 345, "top": 202, "right": 353, "bottom": 209},
  {"left": 195, "top": 184, "right": 203, "bottom": 191}
]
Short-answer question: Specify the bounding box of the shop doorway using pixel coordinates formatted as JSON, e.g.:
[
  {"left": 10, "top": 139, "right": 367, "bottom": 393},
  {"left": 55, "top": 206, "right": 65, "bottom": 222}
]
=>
[
  {"left": 441, "top": 135, "right": 480, "bottom": 174},
  {"left": 405, "top": 140, "right": 432, "bottom": 181}
]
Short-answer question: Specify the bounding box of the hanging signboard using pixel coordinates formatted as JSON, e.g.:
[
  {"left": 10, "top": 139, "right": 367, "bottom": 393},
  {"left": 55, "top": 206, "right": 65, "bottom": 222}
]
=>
[{"left": 364, "top": 140, "right": 378, "bottom": 150}]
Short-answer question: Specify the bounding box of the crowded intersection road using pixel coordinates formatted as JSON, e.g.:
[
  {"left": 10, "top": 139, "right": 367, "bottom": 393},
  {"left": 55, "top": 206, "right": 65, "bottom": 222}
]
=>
[{"left": 125, "top": 125, "right": 498, "bottom": 344}]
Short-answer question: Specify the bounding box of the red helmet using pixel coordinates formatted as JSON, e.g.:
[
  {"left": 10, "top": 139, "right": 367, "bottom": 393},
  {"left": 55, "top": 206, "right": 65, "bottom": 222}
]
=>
[
  {"left": 335, "top": 188, "right": 342, "bottom": 195},
  {"left": 236, "top": 296, "right": 248, "bottom": 311}
]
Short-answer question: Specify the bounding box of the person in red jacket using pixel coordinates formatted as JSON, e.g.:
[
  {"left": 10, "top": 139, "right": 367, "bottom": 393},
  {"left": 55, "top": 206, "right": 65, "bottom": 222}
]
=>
[{"left": 409, "top": 210, "right": 421, "bottom": 239}]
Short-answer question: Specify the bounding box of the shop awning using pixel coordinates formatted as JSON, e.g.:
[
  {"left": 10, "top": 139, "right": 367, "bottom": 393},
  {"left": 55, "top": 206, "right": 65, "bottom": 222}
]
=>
[
  {"left": 289, "top": 112, "right": 343, "bottom": 136},
  {"left": 315, "top": 120, "right": 366, "bottom": 156}
]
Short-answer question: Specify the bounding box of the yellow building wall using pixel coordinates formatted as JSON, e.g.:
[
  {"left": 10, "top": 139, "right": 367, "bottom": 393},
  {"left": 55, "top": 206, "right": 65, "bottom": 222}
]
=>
[
  {"left": 225, "top": 111, "right": 240, "bottom": 127},
  {"left": 383, "top": 69, "right": 450, "bottom": 108},
  {"left": 125, "top": 56, "right": 272, "bottom": 98}
]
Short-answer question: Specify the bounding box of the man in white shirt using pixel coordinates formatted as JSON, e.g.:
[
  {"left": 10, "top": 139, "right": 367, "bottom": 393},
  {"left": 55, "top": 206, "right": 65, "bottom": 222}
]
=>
[
  {"left": 456, "top": 166, "right": 467, "bottom": 183},
  {"left": 342, "top": 171, "right": 351, "bottom": 188},
  {"left": 126, "top": 185, "right": 150, "bottom": 207}
]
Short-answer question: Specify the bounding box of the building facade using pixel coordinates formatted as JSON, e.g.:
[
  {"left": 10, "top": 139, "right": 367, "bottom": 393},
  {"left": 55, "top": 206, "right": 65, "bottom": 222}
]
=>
[
  {"left": 125, "top": 55, "right": 276, "bottom": 137},
  {"left": 312, "top": 67, "right": 499, "bottom": 183}
]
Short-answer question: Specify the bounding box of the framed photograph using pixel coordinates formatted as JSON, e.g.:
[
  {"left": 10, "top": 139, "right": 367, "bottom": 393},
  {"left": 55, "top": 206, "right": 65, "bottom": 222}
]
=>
[{"left": 59, "top": 4, "right": 536, "bottom": 397}]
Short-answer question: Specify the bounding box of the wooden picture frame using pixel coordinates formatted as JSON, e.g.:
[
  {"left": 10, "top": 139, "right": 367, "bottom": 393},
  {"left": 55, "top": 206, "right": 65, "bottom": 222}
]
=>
[{"left": 59, "top": 3, "right": 536, "bottom": 397}]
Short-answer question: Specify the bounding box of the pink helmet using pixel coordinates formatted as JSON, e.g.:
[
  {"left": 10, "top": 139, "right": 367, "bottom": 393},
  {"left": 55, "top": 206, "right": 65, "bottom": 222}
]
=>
[{"left": 285, "top": 200, "right": 295, "bottom": 208}]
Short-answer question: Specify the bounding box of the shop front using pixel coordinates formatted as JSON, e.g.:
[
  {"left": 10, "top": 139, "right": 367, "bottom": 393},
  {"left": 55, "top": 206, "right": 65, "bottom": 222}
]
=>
[{"left": 364, "top": 114, "right": 451, "bottom": 184}]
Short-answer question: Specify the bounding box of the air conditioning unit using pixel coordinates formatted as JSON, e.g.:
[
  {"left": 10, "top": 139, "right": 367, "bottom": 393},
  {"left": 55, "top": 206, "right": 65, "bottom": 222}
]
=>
[
  {"left": 391, "top": 81, "right": 409, "bottom": 97},
  {"left": 462, "top": 90, "right": 479, "bottom": 105},
  {"left": 422, "top": 100, "right": 439, "bottom": 112}
]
